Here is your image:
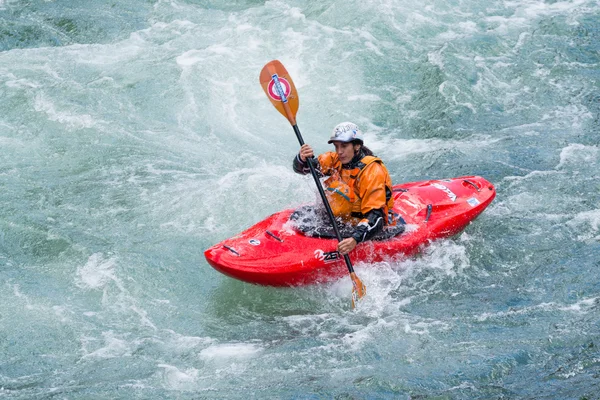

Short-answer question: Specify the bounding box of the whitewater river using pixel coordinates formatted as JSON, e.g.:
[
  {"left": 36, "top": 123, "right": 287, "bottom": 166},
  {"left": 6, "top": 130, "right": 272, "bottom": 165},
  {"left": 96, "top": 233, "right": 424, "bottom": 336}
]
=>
[{"left": 1, "top": 0, "right": 599, "bottom": 398}]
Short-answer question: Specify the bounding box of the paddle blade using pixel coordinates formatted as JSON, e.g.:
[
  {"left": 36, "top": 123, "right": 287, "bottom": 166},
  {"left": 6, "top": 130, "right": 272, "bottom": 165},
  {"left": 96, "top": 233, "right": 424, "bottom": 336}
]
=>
[
  {"left": 350, "top": 272, "right": 366, "bottom": 309},
  {"left": 259, "top": 60, "right": 300, "bottom": 125}
]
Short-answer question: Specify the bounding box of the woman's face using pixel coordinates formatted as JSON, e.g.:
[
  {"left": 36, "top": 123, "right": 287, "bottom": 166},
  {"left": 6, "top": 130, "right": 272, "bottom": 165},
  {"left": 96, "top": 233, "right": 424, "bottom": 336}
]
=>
[{"left": 332, "top": 141, "right": 360, "bottom": 164}]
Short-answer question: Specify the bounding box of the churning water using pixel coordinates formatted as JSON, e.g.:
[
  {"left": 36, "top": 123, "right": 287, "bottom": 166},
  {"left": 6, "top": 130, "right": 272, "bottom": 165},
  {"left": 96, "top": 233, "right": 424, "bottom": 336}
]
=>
[{"left": 1, "top": 0, "right": 599, "bottom": 398}]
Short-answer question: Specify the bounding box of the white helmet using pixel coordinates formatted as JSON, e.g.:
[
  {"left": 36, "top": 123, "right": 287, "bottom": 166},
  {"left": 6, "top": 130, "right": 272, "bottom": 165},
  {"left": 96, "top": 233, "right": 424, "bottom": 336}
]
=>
[{"left": 328, "top": 122, "right": 364, "bottom": 144}]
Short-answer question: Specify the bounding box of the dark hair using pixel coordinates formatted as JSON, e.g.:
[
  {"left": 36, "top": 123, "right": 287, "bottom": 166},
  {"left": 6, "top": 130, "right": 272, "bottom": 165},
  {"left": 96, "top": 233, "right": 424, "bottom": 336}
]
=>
[
  {"left": 361, "top": 145, "right": 374, "bottom": 156},
  {"left": 352, "top": 140, "right": 374, "bottom": 156}
]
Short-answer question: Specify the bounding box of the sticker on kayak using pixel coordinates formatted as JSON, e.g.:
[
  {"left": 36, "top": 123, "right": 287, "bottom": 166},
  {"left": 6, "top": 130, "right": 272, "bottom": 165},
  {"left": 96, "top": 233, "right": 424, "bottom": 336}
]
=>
[
  {"left": 314, "top": 249, "right": 340, "bottom": 263},
  {"left": 249, "top": 239, "right": 261, "bottom": 246},
  {"left": 267, "top": 74, "right": 291, "bottom": 102},
  {"left": 467, "top": 197, "right": 480, "bottom": 207},
  {"left": 432, "top": 183, "right": 457, "bottom": 202}
]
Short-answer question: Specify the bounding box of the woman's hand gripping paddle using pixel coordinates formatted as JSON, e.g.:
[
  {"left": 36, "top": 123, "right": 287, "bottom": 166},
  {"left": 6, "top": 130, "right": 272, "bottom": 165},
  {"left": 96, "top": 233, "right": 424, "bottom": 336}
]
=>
[{"left": 259, "top": 60, "right": 366, "bottom": 308}]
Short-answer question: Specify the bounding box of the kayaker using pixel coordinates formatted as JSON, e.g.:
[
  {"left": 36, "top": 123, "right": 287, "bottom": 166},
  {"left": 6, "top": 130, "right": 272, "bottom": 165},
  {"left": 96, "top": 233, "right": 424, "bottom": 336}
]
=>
[{"left": 292, "top": 122, "right": 396, "bottom": 255}]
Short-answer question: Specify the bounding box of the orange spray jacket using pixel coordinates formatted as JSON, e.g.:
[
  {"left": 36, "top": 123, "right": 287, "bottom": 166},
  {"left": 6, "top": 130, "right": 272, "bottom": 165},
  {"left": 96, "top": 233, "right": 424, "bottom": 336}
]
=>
[
  {"left": 317, "top": 151, "right": 395, "bottom": 224},
  {"left": 293, "top": 150, "right": 396, "bottom": 242}
]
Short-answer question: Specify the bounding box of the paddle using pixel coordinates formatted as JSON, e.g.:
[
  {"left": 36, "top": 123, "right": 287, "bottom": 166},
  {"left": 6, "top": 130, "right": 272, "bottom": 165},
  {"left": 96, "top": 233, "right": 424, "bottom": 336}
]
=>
[{"left": 259, "top": 60, "right": 366, "bottom": 308}]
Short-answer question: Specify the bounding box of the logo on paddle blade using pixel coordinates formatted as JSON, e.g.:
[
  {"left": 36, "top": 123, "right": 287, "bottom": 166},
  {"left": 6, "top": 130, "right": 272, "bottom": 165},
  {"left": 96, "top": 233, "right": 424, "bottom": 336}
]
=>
[{"left": 267, "top": 74, "right": 291, "bottom": 102}]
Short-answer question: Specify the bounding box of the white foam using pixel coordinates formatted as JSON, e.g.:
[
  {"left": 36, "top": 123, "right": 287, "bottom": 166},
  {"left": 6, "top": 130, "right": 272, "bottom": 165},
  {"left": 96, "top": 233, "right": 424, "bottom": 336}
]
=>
[
  {"left": 206, "top": 44, "right": 235, "bottom": 57},
  {"left": 365, "top": 41, "right": 384, "bottom": 56},
  {"left": 0, "top": 0, "right": 16, "bottom": 10},
  {"left": 130, "top": 304, "right": 157, "bottom": 330},
  {"left": 52, "top": 305, "right": 72, "bottom": 323},
  {"left": 428, "top": 43, "right": 447, "bottom": 69},
  {"left": 555, "top": 143, "right": 598, "bottom": 170},
  {"left": 438, "top": 81, "right": 477, "bottom": 113},
  {"left": 5, "top": 78, "right": 40, "bottom": 89},
  {"left": 164, "top": 331, "right": 215, "bottom": 353},
  {"left": 502, "top": 169, "right": 561, "bottom": 190},
  {"left": 72, "top": 39, "right": 144, "bottom": 66},
  {"left": 199, "top": 343, "right": 262, "bottom": 361},
  {"left": 157, "top": 364, "right": 199, "bottom": 391},
  {"left": 12, "top": 284, "right": 34, "bottom": 310},
  {"left": 517, "top": 0, "right": 590, "bottom": 19},
  {"left": 76, "top": 253, "right": 117, "bottom": 290},
  {"left": 285, "top": 6, "right": 306, "bottom": 21},
  {"left": 176, "top": 49, "right": 205, "bottom": 67},
  {"left": 347, "top": 94, "right": 381, "bottom": 101},
  {"left": 458, "top": 21, "right": 478, "bottom": 33},
  {"left": 81, "top": 331, "right": 131, "bottom": 359},
  {"left": 476, "top": 296, "right": 599, "bottom": 321},
  {"left": 558, "top": 297, "right": 599, "bottom": 313},
  {"left": 403, "top": 320, "right": 443, "bottom": 335},
  {"left": 235, "top": 23, "right": 254, "bottom": 33},
  {"left": 503, "top": 191, "right": 548, "bottom": 213},
  {"left": 342, "top": 324, "right": 378, "bottom": 350},
  {"left": 567, "top": 208, "right": 600, "bottom": 242},
  {"left": 371, "top": 134, "right": 501, "bottom": 162},
  {"left": 33, "top": 93, "right": 96, "bottom": 130},
  {"left": 422, "top": 240, "right": 470, "bottom": 278},
  {"left": 542, "top": 105, "right": 594, "bottom": 129}
]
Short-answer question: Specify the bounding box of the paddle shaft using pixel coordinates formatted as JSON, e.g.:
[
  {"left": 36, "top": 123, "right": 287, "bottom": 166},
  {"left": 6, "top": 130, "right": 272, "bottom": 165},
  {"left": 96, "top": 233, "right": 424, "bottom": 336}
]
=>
[
  {"left": 291, "top": 124, "right": 356, "bottom": 274},
  {"left": 259, "top": 60, "right": 360, "bottom": 288}
]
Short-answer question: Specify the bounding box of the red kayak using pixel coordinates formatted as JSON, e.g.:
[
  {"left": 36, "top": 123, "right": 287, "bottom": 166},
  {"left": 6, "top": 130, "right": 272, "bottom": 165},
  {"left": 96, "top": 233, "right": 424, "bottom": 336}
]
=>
[{"left": 204, "top": 176, "right": 495, "bottom": 286}]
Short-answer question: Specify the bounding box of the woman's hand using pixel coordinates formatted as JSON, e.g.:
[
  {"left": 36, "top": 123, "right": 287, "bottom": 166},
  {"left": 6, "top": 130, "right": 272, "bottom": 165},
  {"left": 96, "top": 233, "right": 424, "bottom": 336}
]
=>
[
  {"left": 299, "top": 144, "right": 314, "bottom": 162},
  {"left": 337, "top": 237, "right": 357, "bottom": 255}
]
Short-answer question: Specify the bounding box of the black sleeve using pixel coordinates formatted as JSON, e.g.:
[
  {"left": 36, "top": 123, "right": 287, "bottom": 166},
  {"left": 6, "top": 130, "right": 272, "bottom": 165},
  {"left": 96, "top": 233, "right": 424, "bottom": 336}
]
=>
[
  {"left": 293, "top": 154, "right": 323, "bottom": 177},
  {"left": 292, "top": 154, "right": 311, "bottom": 175},
  {"left": 351, "top": 208, "right": 385, "bottom": 243}
]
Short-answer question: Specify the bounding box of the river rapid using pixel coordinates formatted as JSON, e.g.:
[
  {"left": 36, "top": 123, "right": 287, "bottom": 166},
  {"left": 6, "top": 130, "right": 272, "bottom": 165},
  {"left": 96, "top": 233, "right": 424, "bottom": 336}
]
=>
[{"left": 1, "top": 0, "right": 599, "bottom": 398}]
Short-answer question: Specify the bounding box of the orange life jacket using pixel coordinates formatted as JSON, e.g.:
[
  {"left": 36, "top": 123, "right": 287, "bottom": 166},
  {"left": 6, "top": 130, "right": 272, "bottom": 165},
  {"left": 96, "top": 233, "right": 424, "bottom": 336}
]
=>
[{"left": 317, "top": 152, "right": 396, "bottom": 225}]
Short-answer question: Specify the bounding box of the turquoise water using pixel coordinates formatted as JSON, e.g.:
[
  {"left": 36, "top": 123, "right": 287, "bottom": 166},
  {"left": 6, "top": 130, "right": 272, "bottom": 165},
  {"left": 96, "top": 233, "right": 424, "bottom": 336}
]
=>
[{"left": 1, "top": 0, "right": 599, "bottom": 398}]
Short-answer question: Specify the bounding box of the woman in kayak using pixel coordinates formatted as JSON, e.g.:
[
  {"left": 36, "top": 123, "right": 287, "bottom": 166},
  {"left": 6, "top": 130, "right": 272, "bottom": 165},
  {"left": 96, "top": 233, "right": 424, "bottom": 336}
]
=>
[{"left": 292, "top": 122, "right": 396, "bottom": 255}]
